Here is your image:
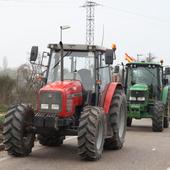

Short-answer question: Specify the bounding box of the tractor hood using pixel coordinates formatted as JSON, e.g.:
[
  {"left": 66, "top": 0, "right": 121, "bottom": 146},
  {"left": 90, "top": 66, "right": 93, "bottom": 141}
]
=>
[
  {"left": 38, "top": 80, "right": 83, "bottom": 118},
  {"left": 39, "top": 80, "right": 83, "bottom": 93},
  {"left": 130, "top": 84, "right": 148, "bottom": 91}
]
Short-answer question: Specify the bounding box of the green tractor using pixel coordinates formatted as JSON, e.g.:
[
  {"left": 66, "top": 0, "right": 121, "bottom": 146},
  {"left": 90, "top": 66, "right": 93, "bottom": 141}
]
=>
[{"left": 124, "top": 61, "right": 170, "bottom": 132}]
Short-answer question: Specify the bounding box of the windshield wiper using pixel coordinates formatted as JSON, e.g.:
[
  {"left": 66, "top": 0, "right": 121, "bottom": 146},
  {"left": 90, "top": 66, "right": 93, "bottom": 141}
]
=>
[
  {"left": 144, "top": 67, "right": 157, "bottom": 79},
  {"left": 52, "top": 51, "right": 72, "bottom": 69}
]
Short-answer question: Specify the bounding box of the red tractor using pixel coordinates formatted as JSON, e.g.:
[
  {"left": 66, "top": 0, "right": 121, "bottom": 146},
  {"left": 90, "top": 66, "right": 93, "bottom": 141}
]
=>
[{"left": 3, "top": 42, "right": 127, "bottom": 161}]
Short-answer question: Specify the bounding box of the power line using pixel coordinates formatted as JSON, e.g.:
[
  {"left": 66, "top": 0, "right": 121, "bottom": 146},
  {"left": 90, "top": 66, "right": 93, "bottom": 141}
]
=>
[
  {"left": 0, "top": 0, "right": 80, "bottom": 4},
  {"left": 103, "top": 4, "right": 170, "bottom": 24}
]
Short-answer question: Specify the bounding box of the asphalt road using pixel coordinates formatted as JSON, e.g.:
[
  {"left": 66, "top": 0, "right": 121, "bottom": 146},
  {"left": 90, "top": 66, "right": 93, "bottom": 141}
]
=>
[{"left": 0, "top": 119, "right": 170, "bottom": 170}]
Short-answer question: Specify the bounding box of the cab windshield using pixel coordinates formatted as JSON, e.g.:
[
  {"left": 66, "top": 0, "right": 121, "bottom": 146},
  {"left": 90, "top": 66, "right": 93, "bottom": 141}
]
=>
[
  {"left": 127, "top": 65, "right": 160, "bottom": 87},
  {"left": 47, "top": 51, "right": 95, "bottom": 91}
]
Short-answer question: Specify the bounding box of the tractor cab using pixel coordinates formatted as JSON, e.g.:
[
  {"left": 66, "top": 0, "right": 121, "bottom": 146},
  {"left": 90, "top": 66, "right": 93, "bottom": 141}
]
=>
[
  {"left": 47, "top": 44, "right": 110, "bottom": 91},
  {"left": 125, "top": 62, "right": 163, "bottom": 101}
]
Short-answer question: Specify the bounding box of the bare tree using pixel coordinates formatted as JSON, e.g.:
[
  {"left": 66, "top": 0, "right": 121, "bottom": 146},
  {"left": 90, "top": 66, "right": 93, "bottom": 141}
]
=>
[
  {"left": 16, "top": 62, "right": 44, "bottom": 107},
  {"left": 0, "top": 75, "right": 16, "bottom": 105}
]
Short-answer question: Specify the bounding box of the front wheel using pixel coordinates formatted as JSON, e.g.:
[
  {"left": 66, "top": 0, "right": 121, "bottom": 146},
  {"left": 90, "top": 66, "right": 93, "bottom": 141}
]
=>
[
  {"left": 3, "top": 104, "right": 35, "bottom": 156},
  {"left": 78, "top": 106, "right": 106, "bottom": 161},
  {"left": 152, "top": 101, "right": 164, "bottom": 132}
]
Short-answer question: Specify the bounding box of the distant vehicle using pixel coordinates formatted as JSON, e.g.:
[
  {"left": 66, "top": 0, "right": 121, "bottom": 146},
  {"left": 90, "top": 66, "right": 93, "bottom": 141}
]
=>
[{"left": 124, "top": 61, "right": 170, "bottom": 132}]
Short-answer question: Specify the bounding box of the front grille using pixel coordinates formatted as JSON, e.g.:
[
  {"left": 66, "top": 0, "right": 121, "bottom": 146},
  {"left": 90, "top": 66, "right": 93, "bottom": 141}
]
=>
[
  {"left": 130, "top": 90, "right": 145, "bottom": 97},
  {"left": 39, "top": 91, "right": 62, "bottom": 113},
  {"left": 129, "top": 101, "right": 145, "bottom": 104}
]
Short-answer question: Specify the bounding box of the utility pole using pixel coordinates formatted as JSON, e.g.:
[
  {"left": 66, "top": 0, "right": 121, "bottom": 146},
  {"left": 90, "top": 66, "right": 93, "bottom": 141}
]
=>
[{"left": 81, "top": 1, "right": 100, "bottom": 45}]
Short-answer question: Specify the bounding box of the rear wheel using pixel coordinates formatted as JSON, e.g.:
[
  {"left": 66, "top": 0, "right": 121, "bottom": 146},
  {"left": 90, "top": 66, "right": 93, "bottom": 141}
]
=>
[
  {"left": 127, "top": 117, "right": 132, "bottom": 127},
  {"left": 104, "top": 91, "right": 127, "bottom": 150},
  {"left": 38, "top": 135, "right": 65, "bottom": 147},
  {"left": 3, "top": 104, "right": 35, "bottom": 156},
  {"left": 78, "top": 106, "right": 106, "bottom": 161},
  {"left": 152, "top": 101, "right": 164, "bottom": 132}
]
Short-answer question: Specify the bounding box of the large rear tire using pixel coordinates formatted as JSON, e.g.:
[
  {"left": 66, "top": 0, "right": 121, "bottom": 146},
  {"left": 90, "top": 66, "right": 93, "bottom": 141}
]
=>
[
  {"left": 3, "top": 104, "right": 35, "bottom": 156},
  {"left": 38, "top": 135, "right": 65, "bottom": 147},
  {"left": 78, "top": 106, "right": 106, "bottom": 161},
  {"left": 104, "top": 91, "right": 127, "bottom": 150},
  {"left": 152, "top": 101, "right": 164, "bottom": 132}
]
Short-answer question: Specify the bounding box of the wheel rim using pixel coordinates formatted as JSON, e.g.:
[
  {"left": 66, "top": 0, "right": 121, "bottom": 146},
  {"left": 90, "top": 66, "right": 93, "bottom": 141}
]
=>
[
  {"left": 96, "top": 120, "right": 104, "bottom": 150},
  {"left": 118, "top": 103, "right": 125, "bottom": 138}
]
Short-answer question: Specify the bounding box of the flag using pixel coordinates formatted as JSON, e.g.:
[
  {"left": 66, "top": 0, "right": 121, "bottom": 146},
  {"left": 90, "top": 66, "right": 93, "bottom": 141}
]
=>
[{"left": 125, "top": 53, "right": 136, "bottom": 63}]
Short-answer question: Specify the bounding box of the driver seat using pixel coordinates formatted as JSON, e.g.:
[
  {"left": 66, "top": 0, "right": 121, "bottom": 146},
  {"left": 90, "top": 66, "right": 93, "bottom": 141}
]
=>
[{"left": 78, "top": 69, "right": 93, "bottom": 91}]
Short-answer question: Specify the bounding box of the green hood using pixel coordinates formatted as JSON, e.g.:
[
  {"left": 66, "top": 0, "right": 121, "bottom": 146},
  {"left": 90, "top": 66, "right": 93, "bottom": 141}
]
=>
[{"left": 130, "top": 84, "right": 148, "bottom": 91}]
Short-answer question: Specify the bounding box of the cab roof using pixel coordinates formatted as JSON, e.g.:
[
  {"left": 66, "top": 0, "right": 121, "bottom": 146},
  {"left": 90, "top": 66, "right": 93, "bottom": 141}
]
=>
[
  {"left": 126, "top": 61, "right": 161, "bottom": 67},
  {"left": 48, "top": 43, "right": 107, "bottom": 52}
]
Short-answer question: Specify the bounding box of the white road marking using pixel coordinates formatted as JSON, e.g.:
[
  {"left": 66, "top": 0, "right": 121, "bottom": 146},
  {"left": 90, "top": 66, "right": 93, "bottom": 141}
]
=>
[
  {"left": 166, "top": 168, "right": 170, "bottom": 170},
  {"left": 0, "top": 136, "right": 77, "bottom": 162}
]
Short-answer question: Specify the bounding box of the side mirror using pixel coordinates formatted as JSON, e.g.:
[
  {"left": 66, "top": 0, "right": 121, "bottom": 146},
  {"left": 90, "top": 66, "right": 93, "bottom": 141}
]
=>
[
  {"left": 30, "top": 46, "right": 38, "bottom": 62},
  {"left": 163, "top": 78, "right": 168, "bottom": 85},
  {"left": 114, "top": 65, "right": 120, "bottom": 73},
  {"left": 105, "top": 49, "right": 115, "bottom": 65}
]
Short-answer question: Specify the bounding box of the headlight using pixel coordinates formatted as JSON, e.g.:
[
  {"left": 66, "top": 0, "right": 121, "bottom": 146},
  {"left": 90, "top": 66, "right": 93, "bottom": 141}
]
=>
[
  {"left": 137, "top": 97, "right": 145, "bottom": 101},
  {"left": 51, "top": 104, "right": 60, "bottom": 110},
  {"left": 129, "top": 97, "right": 136, "bottom": 101},
  {"left": 41, "top": 104, "right": 48, "bottom": 109}
]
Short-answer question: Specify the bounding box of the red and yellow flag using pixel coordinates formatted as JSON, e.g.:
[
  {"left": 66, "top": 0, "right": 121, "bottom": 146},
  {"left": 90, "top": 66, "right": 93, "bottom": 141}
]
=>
[{"left": 125, "top": 53, "right": 136, "bottom": 63}]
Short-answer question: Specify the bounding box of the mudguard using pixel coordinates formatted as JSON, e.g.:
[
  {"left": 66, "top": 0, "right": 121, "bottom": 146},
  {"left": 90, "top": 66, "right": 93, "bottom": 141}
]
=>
[
  {"left": 100, "top": 82, "right": 123, "bottom": 114},
  {"left": 161, "top": 86, "right": 170, "bottom": 105}
]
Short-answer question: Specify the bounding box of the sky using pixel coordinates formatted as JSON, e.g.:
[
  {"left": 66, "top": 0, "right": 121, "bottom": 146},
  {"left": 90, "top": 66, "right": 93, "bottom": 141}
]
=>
[{"left": 0, "top": 0, "right": 170, "bottom": 68}]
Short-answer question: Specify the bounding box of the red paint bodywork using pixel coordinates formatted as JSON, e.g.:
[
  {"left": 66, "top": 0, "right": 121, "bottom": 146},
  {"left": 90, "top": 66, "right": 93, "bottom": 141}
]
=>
[
  {"left": 37, "top": 80, "right": 121, "bottom": 118},
  {"left": 101, "top": 82, "right": 122, "bottom": 114},
  {"left": 38, "top": 80, "right": 83, "bottom": 118}
]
